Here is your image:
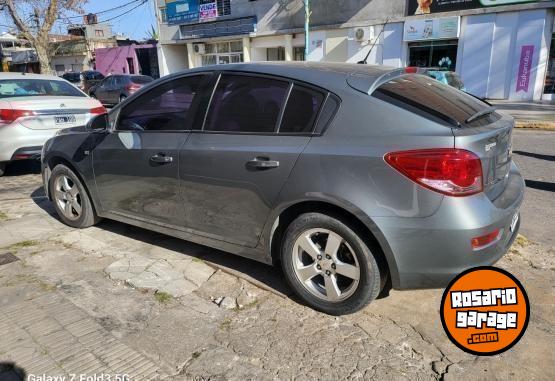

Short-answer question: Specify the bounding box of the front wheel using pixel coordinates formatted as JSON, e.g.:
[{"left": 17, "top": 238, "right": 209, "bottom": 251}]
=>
[
  {"left": 281, "top": 213, "right": 383, "bottom": 315},
  {"left": 49, "top": 164, "right": 100, "bottom": 228}
]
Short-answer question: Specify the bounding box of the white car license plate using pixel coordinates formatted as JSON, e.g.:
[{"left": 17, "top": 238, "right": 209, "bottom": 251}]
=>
[
  {"left": 510, "top": 213, "right": 519, "bottom": 233},
  {"left": 55, "top": 115, "right": 76, "bottom": 124}
]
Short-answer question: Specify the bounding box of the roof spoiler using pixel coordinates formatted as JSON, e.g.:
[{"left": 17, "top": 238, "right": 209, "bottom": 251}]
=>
[{"left": 346, "top": 68, "right": 412, "bottom": 95}]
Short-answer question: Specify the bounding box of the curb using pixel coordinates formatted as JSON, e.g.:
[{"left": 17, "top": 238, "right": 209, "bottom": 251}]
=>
[{"left": 514, "top": 120, "right": 555, "bottom": 131}]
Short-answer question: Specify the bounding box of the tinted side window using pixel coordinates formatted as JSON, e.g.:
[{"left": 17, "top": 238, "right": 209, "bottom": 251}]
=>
[
  {"left": 118, "top": 75, "right": 206, "bottom": 132},
  {"left": 204, "top": 75, "right": 289, "bottom": 133},
  {"left": 372, "top": 75, "right": 489, "bottom": 126},
  {"left": 280, "top": 84, "right": 325, "bottom": 134}
]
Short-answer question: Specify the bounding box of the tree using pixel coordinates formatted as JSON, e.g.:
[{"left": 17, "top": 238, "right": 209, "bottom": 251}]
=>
[{"left": 2, "top": 0, "right": 88, "bottom": 74}]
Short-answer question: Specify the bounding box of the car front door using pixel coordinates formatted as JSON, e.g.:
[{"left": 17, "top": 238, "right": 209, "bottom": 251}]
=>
[
  {"left": 179, "top": 73, "right": 326, "bottom": 247},
  {"left": 92, "top": 74, "right": 211, "bottom": 226}
]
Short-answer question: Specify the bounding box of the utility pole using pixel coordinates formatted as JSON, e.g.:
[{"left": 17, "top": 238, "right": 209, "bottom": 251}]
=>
[{"left": 304, "top": 0, "right": 310, "bottom": 60}]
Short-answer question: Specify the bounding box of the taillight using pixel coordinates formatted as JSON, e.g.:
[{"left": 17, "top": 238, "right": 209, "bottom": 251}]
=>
[
  {"left": 90, "top": 106, "right": 107, "bottom": 115},
  {"left": 384, "top": 148, "right": 483, "bottom": 197},
  {"left": 405, "top": 67, "right": 419, "bottom": 74},
  {"left": 126, "top": 83, "right": 141, "bottom": 93},
  {"left": 472, "top": 229, "right": 502, "bottom": 250},
  {"left": 0, "top": 109, "right": 36, "bottom": 124}
]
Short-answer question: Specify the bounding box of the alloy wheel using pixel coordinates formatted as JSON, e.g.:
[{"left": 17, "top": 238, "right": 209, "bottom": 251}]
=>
[
  {"left": 292, "top": 228, "right": 361, "bottom": 302},
  {"left": 54, "top": 175, "right": 82, "bottom": 221}
]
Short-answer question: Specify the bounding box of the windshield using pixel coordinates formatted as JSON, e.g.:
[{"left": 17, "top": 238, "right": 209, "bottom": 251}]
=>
[
  {"left": 0, "top": 79, "right": 86, "bottom": 99},
  {"left": 131, "top": 76, "right": 154, "bottom": 84}
]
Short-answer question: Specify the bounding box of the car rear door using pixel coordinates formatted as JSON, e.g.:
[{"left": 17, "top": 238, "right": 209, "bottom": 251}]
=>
[
  {"left": 92, "top": 74, "right": 212, "bottom": 226},
  {"left": 179, "top": 73, "right": 327, "bottom": 247}
]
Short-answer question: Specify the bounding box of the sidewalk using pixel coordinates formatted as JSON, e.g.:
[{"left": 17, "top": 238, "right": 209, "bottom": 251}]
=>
[{"left": 488, "top": 100, "right": 555, "bottom": 130}]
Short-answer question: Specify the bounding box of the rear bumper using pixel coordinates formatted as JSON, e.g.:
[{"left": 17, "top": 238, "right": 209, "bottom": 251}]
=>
[
  {"left": 374, "top": 162, "right": 525, "bottom": 290},
  {"left": 0, "top": 123, "right": 56, "bottom": 162}
]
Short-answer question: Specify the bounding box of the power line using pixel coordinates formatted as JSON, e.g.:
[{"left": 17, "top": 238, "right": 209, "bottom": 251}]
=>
[
  {"left": 58, "top": 0, "right": 148, "bottom": 25},
  {"left": 60, "top": 0, "right": 144, "bottom": 20}
]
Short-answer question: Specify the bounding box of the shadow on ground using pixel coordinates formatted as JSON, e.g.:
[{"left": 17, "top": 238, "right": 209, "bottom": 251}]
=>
[
  {"left": 32, "top": 188, "right": 292, "bottom": 297},
  {"left": 3, "top": 160, "right": 41, "bottom": 177}
]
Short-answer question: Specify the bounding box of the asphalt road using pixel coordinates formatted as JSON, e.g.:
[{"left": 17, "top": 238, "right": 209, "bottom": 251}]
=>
[{"left": 512, "top": 129, "right": 555, "bottom": 248}]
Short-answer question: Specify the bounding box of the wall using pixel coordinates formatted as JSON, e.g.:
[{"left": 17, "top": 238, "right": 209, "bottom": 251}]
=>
[
  {"left": 458, "top": 9, "right": 551, "bottom": 101},
  {"left": 50, "top": 55, "right": 89, "bottom": 74},
  {"left": 95, "top": 44, "right": 155, "bottom": 75},
  {"left": 158, "top": 44, "right": 189, "bottom": 77}
]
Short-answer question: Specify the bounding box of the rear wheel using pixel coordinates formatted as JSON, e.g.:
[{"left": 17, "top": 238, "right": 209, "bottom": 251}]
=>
[
  {"left": 281, "top": 213, "right": 382, "bottom": 315},
  {"left": 49, "top": 164, "right": 99, "bottom": 228}
]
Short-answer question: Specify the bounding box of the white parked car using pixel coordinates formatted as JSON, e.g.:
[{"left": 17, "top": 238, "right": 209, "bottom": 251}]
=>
[{"left": 0, "top": 72, "right": 106, "bottom": 176}]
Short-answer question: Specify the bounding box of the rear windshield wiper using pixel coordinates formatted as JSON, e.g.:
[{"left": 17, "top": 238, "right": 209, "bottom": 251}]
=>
[{"left": 465, "top": 106, "right": 497, "bottom": 124}]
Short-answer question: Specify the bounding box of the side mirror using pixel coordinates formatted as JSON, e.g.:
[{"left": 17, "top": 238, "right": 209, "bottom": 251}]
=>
[{"left": 87, "top": 113, "right": 109, "bottom": 132}]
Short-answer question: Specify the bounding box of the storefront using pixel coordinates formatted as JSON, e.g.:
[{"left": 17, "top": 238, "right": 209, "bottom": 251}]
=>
[
  {"left": 403, "top": 1, "right": 554, "bottom": 101},
  {"left": 200, "top": 40, "right": 243, "bottom": 66},
  {"left": 544, "top": 33, "right": 555, "bottom": 101},
  {"left": 404, "top": 16, "right": 460, "bottom": 70}
]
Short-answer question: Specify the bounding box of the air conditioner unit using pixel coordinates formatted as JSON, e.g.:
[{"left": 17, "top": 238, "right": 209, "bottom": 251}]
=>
[
  {"left": 354, "top": 27, "right": 373, "bottom": 42},
  {"left": 193, "top": 43, "right": 206, "bottom": 54}
]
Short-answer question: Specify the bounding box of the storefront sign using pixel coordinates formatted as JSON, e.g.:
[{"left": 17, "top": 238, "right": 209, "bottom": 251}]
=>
[
  {"left": 166, "top": 0, "right": 199, "bottom": 25},
  {"left": 517, "top": 45, "right": 535, "bottom": 93},
  {"left": 408, "top": 0, "right": 543, "bottom": 16},
  {"left": 404, "top": 17, "right": 460, "bottom": 42},
  {"left": 199, "top": 1, "right": 218, "bottom": 22}
]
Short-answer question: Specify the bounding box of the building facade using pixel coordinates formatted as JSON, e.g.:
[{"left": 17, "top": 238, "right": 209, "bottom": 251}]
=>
[{"left": 155, "top": 0, "right": 555, "bottom": 102}]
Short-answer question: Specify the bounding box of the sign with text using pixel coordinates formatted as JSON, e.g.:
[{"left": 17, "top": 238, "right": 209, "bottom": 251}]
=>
[
  {"left": 199, "top": 0, "right": 218, "bottom": 22},
  {"left": 516, "top": 45, "right": 535, "bottom": 93},
  {"left": 408, "top": 0, "right": 542, "bottom": 16},
  {"left": 166, "top": 0, "right": 199, "bottom": 25},
  {"left": 404, "top": 16, "right": 460, "bottom": 42}
]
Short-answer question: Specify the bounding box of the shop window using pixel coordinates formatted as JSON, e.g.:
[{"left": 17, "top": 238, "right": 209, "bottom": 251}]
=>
[
  {"left": 267, "top": 47, "right": 285, "bottom": 61},
  {"left": 409, "top": 40, "right": 458, "bottom": 70},
  {"left": 293, "top": 47, "right": 305, "bottom": 61},
  {"left": 544, "top": 35, "right": 555, "bottom": 95},
  {"left": 160, "top": 7, "right": 167, "bottom": 23}
]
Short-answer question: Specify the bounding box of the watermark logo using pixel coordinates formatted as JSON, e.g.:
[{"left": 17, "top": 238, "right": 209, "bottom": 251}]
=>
[{"left": 440, "top": 267, "right": 529, "bottom": 356}]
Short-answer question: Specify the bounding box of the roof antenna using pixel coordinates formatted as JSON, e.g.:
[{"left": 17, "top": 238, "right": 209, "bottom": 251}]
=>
[{"left": 358, "top": 17, "right": 390, "bottom": 65}]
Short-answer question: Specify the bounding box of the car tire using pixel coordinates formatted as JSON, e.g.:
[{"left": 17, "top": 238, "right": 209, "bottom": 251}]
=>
[
  {"left": 281, "top": 213, "right": 382, "bottom": 315},
  {"left": 49, "top": 164, "right": 100, "bottom": 228},
  {"left": 0, "top": 162, "right": 5, "bottom": 177}
]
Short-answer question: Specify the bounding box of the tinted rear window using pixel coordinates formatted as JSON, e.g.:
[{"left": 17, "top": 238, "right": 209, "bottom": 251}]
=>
[
  {"left": 372, "top": 75, "right": 489, "bottom": 126},
  {"left": 0, "top": 79, "right": 85, "bottom": 98},
  {"left": 82, "top": 71, "right": 104, "bottom": 80},
  {"left": 131, "top": 76, "right": 154, "bottom": 84},
  {"left": 63, "top": 73, "right": 80, "bottom": 82},
  {"left": 280, "top": 84, "right": 325, "bottom": 134}
]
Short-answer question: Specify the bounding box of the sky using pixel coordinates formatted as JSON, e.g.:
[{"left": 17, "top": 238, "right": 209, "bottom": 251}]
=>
[{"left": 1, "top": 0, "right": 157, "bottom": 40}]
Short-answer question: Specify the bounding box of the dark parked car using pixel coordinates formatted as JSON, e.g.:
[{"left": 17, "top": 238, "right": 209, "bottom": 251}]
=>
[
  {"left": 41, "top": 63, "right": 524, "bottom": 315},
  {"left": 90, "top": 74, "right": 154, "bottom": 106},
  {"left": 61, "top": 72, "right": 81, "bottom": 86},
  {"left": 77, "top": 70, "right": 105, "bottom": 93}
]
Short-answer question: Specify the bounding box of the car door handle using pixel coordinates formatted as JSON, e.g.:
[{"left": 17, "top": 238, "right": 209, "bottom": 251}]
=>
[
  {"left": 247, "top": 157, "right": 280, "bottom": 169},
  {"left": 150, "top": 154, "right": 173, "bottom": 164}
]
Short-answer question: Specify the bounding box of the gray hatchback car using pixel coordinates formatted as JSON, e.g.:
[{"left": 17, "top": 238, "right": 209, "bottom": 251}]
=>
[{"left": 41, "top": 63, "right": 524, "bottom": 315}]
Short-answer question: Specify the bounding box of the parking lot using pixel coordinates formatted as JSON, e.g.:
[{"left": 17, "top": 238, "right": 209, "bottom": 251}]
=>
[{"left": 0, "top": 129, "right": 553, "bottom": 380}]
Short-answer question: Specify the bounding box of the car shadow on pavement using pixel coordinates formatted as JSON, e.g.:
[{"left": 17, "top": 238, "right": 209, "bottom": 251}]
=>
[
  {"left": 3, "top": 160, "right": 41, "bottom": 177},
  {"left": 31, "top": 188, "right": 293, "bottom": 297},
  {"left": 513, "top": 150, "right": 555, "bottom": 162},
  {"left": 0, "top": 362, "right": 26, "bottom": 381},
  {"left": 525, "top": 180, "right": 555, "bottom": 193}
]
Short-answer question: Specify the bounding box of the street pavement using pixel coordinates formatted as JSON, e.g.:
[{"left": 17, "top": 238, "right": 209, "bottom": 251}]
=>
[{"left": 0, "top": 130, "right": 553, "bottom": 380}]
